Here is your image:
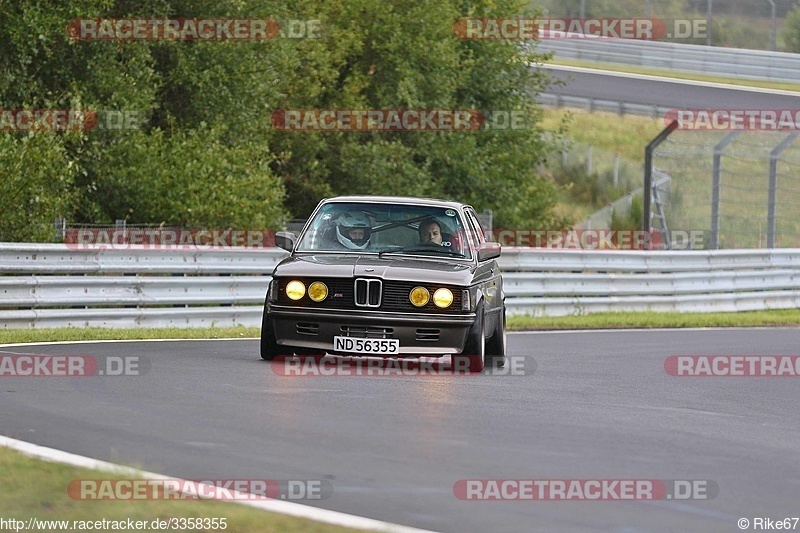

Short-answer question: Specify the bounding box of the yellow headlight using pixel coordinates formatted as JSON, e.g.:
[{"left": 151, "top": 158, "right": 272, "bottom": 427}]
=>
[
  {"left": 433, "top": 288, "right": 453, "bottom": 308},
  {"left": 285, "top": 280, "right": 305, "bottom": 300},
  {"left": 308, "top": 281, "right": 328, "bottom": 302},
  {"left": 409, "top": 286, "right": 430, "bottom": 307}
]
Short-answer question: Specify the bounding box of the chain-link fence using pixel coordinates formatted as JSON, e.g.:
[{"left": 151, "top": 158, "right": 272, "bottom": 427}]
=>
[
  {"left": 530, "top": 0, "right": 795, "bottom": 51},
  {"left": 652, "top": 130, "right": 800, "bottom": 249},
  {"left": 547, "top": 137, "right": 644, "bottom": 228}
]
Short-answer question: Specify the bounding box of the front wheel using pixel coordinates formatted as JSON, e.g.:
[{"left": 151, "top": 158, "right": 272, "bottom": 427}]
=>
[
  {"left": 260, "top": 311, "right": 280, "bottom": 361},
  {"left": 485, "top": 307, "right": 506, "bottom": 368},
  {"left": 453, "top": 302, "right": 486, "bottom": 372}
]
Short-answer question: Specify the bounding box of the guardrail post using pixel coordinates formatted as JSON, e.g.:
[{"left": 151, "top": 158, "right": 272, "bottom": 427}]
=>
[
  {"left": 710, "top": 132, "right": 741, "bottom": 249},
  {"left": 643, "top": 120, "right": 678, "bottom": 240},
  {"left": 767, "top": 132, "right": 799, "bottom": 248},
  {"left": 766, "top": 0, "right": 776, "bottom": 52}
]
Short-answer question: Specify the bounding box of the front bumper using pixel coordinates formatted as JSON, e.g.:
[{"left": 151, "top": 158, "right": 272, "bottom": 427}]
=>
[{"left": 265, "top": 304, "right": 475, "bottom": 355}]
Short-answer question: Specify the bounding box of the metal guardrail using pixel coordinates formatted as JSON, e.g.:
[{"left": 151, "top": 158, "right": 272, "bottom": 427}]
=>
[
  {"left": 539, "top": 37, "right": 800, "bottom": 82},
  {"left": 1, "top": 244, "right": 798, "bottom": 326},
  {"left": 0, "top": 244, "right": 286, "bottom": 328},
  {"left": 0, "top": 243, "right": 286, "bottom": 274},
  {"left": 537, "top": 93, "right": 672, "bottom": 117},
  {"left": 497, "top": 248, "right": 800, "bottom": 272},
  {"left": 500, "top": 248, "right": 800, "bottom": 316}
]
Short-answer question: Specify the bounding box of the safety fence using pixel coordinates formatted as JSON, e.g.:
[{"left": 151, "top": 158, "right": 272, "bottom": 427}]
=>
[
  {"left": 539, "top": 38, "right": 800, "bottom": 82},
  {"left": 1, "top": 244, "right": 798, "bottom": 327}
]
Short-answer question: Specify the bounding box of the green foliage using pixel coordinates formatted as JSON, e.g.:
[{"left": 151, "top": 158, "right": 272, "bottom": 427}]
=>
[
  {"left": 0, "top": 133, "right": 79, "bottom": 241},
  {"left": 552, "top": 162, "right": 625, "bottom": 210},
  {"left": 611, "top": 194, "right": 643, "bottom": 231},
  {"left": 782, "top": 7, "right": 800, "bottom": 52},
  {"left": 530, "top": 0, "right": 691, "bottom": 18},
  {"left": 0, "top": 0, "right": 562, "bottom": 240},
  {"left": 89, "top": 127, "right": 286, "bottom": 228}
]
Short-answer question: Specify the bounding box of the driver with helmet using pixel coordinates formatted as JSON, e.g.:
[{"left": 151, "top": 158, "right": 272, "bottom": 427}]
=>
[{"left": 332, "top": 211, "right": 372, "bottom": 250}]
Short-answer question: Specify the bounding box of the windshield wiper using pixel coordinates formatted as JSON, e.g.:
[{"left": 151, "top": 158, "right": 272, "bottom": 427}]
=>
[{"left": 378, "top": 246, "right": 466, "bottom": 258}]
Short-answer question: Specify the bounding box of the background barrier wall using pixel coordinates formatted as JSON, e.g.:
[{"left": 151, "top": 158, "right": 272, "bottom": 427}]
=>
[{"left": 2, "top": 244, "right": 798, "bottom": 327}]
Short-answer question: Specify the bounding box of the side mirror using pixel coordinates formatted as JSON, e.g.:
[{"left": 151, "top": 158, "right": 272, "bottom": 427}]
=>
[
  {"left": 477, "top": 242, "right": 501, "bottom": 261},
  {"left": 275, "top": 231, "right": 297, "bottom": 252}
]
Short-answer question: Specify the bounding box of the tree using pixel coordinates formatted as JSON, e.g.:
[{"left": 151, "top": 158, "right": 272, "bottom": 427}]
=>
[
  {"left": 783, "top": 6, "right": 800, "bottom": 52},
  {"left": 266, "top": 0, "right": 565, "bottom": 228},
  {"left": 0, "top": 0, "right": 564, "bottom": 240}
]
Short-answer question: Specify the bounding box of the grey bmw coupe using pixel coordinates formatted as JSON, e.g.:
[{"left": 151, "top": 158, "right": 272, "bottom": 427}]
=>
[{"left": 261, "top": 196, "right": 505, "bottom": 371}]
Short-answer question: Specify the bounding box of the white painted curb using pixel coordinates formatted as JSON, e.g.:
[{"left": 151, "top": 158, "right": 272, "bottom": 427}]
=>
[{"left": 0, "top": 435, "right": 437, "bottom": 533}]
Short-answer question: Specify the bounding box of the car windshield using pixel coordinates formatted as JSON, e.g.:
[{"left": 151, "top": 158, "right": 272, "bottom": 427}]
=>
[{"left": 296, "top": 202, "right": 473, "bottom": 259}]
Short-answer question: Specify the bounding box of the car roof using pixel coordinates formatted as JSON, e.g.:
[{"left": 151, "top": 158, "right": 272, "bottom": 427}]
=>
[{"left": 320, "top": 195, "right": 471, "bottom": 210}]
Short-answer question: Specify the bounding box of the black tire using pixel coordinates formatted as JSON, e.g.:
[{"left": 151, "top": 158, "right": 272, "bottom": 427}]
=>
[
  {"left": 454, "top": 302, "right": 486, "bottom": 372},
  {"left": 260, "top": 310, "right": 281, "bottom": 361},
  {"left": 485, "top": 307, "right": 506, "bottom": 368}
]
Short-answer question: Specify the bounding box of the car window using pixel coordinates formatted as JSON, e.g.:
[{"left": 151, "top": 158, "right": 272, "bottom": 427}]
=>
[
  {"left": 296, "top": 202, "right": 472, "bottom": 259},
  {"left": 464, "top": 208, "right": 486, "bottom": 246}
]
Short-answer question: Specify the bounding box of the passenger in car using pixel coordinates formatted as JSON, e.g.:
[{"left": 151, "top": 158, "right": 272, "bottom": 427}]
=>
[
  {"left": 332, "top": 211, "right": 373, "bottom": 250},
  {"left": 418, "top": 218, "right": 442, "bottom": 245}
]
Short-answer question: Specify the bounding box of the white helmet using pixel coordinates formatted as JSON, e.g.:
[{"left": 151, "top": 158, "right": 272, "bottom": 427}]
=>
[{"left": 336, "top": 211, "right": 372, "bottom": 250}]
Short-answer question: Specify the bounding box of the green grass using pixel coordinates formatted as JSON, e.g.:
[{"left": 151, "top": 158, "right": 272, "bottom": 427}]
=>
[
  {"left": 548, "top": 58, "right": 800, "bottom": 93},
  {"left": 540, "top": 107, "right": 800, "bottom": 247},
  {"left": 508, "top": 309, "right": 800, "bottom": 330},
  {"left": 541, "top": 108, "right": 664, "bottom": 164},
  {"left": 541, "top": 107, "right": 658, "bottom": 224},
  {"left": 0, "top": 446, "right": 360, "bottom": 533},
  {"left": 0, "top": 326, "right": 260, "bottom": 345},
  {"left": 2, "top": 310, "right": 799, "bottom": 348}
]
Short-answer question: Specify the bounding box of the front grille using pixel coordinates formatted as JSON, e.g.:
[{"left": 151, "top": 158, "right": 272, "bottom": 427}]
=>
[
  {"left": 354, "top": 278, "right": 382, "bottom": 307},
  {"left": 416, "top": 328, "right": 440, "bottom": 341},
  {"left": 296, "top": 322, "right": 319, "bottom": 336},
  {"left": 382, "top": 281, "right": 464, "bottom": 313},
  {"left": 340, "top": 325, "right": 394, "bottom": 339},
  {"left": 276, "top": 278, "right": 466, "bottom": 314}
]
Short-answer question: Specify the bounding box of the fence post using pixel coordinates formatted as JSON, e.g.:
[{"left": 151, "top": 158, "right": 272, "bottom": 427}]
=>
[
  {"left": 767, "top": 132, "right": 799, "bottom": 248},
  {"left": 613, "top": 153, "right": 620, "bottom": 187},
  {"left": 54, "top": 218, "right": 66, "bottom": 240},
  {"left": 710, "top": 132, "right": 741, "bottom": 250},
  {"left": 766, "top": 0, "right": 776, "bottom": 52},
  {"left": 643, "top": 120, "right": 678, "bottom": 236}
]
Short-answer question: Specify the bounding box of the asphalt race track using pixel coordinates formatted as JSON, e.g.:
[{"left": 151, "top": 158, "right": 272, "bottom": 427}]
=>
[
  {"left": 2, "top": 329, "right": 799, "bottom": 532},
  {"left": 542, "top": 65, "right": 800, "bottom": 110}
]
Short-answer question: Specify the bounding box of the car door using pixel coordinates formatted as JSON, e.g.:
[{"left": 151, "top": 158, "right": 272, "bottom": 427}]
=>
[{"left": 463, "top": 208, "right": 503, "bottom": 332}]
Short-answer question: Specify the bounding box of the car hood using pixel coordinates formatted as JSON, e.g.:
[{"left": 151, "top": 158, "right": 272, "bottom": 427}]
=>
[{"left": 273, "top": 254, "right": 475, "bottom": 286}]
